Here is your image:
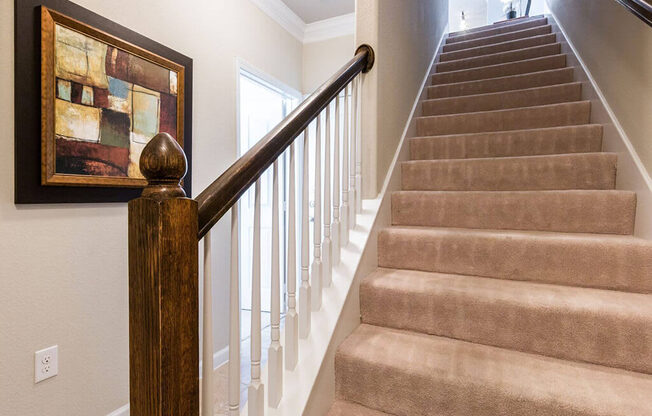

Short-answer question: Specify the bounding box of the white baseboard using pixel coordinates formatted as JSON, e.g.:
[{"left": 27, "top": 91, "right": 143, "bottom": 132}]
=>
[
  {"left": 212, "top": 345, "right": 230, "bottom": 370},
  {"left": 106, "top": 403, "right": 129, "bottom": 416},
  {"left": 545, "top": 10, "right": 652, "bottom": 239},
  {"left": 107, "top": 346, "right": 228, "bottom": 416}
]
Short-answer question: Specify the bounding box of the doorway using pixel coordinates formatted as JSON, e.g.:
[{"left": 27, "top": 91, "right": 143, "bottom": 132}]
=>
[{"left": 237, "top": 63, "right": 300, "bottom": 342}]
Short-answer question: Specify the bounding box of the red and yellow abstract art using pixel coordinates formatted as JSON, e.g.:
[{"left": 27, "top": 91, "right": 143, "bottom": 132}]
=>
[{"left": 41, "top": 7, "right": 185, "bottom": 187}]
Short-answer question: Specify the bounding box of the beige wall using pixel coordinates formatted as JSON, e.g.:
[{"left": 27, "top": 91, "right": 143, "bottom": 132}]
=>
[
  {"left": 546, "top": 0, "right": 652, "bottom": 178},
  {"left": 303, "top": 35, "right": 355, "bottom": 93},
  {"left": 0, "top": 0, "right": 302, "bottom": 414},
  {"left": 357, "top": 0, "right": 449, "bottom": 197}
]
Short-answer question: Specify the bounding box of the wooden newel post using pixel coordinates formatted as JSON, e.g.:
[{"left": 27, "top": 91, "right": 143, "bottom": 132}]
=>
[{"left": 128, "top": 133, "right": 199, "bottom": 416}]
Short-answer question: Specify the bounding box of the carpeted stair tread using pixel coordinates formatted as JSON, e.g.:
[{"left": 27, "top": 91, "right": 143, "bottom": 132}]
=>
[
  {"left": 401, "top": 153, "right": 616, "bottom": 191},
  {"left": 428, "top": 67, "right": 575, "bottom": 99},
  {"left": 410, "top": 125, "right": 603, "bottom": 160},
  {"left": 360, "top": 268, "right": 652, "bottom": 374},
  {"left": 422, "top": 82, "right": 581, "bottom": 116},
  {"left": 377, "top": 226, "right": 652, "bottom": 293},
  {"left": 329, "top": 20, "right": 651, "bottom": 415},
  {"left": 327, "top": 400, "right": 394, "bottom": 416},
  {"left": 417, "top": 101, "right": 590, "bottom": 136},
  {"left": 391, "top": 190, "right": 634, "bottom": 234},
  {"left": 448, "top": 15, "right": 545, "bottom": 37},
  {"left": 335, "top": 324, "right": 652, "bottom": 416},
  {"left": 440, "top": 33, "right": 557, "bottom": 62},
  {"left": 431, "top": 54, "right": 566, "bottom": 85},
  {"left": 436, "top": 43, "right": 561, "bottom": 73},
  {"left": 446, "top": 17, "right": 548, "bottom": 44},
  {"left": 443, "top": 25, "right": 553, "bottom": 53}
]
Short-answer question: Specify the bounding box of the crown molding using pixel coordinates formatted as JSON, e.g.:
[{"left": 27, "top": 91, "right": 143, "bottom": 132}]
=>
[
  {"left": 304, "top": 13, "right": 355, "bottom": 43},
  {"left": 250, "top": 0, "right": 306, "bottom": 41},
  {"left": 250, "top": 0, "right": 355, "bottom": 43}
]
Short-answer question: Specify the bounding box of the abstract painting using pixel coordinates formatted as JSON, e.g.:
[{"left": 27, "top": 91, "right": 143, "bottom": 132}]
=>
[{"left": 40, "top": 6, "right": 185, "bottom": 188}]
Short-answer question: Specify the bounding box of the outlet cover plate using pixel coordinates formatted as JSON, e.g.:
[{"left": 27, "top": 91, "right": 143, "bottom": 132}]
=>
[{"left": 35, "top": 345, "right": 58, "bottom": 383}]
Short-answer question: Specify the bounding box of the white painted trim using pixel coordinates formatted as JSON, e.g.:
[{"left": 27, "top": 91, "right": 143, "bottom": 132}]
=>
[
  {"left": 199, "top": 345, "right": 231, "bottom": 374},
  {"left": 235, "top": 56, "right": 303, "bottom": 158},
  {"left": 106, "top": 403, "right": 129, "bottom": 416},
  {"left": 236, "top": 57, "right": 302, "bottom": 106},
  {"left": 546, "top": 13, "right": 652, "bottom": 193},
  {"left": 213, "top": 345, "right": 230, "bottom": 369},
  {"left": 250, "top": 0, "right": 354, "bottom": 43},
  {"left": 250, "top": 0, "right": 305, "bottom": 42},
  {"left": 544, "top": 9, "right": 652, "bottom": 238},
  {"left": 300, "top": 24, "right": 450, "bottom": 416},
  {"left": 378, "top": 25, "right": 449, "bottom": 195},
  {"left": 304, "top": 13, "right": 355, "bottom": 44}
]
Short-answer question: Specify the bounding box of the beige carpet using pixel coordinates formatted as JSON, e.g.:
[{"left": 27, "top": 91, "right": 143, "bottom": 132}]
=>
[{"left": 328, "top": 16, "right": 652, "bottom": 416}]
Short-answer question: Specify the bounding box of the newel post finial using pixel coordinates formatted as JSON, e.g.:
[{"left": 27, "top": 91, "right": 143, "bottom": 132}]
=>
[
  {"left": 128, "top": 131, "right": 199, "bottom": 415},
  {"left": 139, "top": 132, "right": 188, "bottom": 200}
]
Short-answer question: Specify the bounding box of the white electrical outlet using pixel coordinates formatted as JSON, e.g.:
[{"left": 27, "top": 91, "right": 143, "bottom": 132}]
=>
[{"left": 35, "top": 345, "right": 58, "bottom": 383}]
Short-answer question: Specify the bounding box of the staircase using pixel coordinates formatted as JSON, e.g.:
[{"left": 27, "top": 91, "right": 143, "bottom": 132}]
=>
[{"left": 327, "top": 16, "right": 652, "bottom": 416}]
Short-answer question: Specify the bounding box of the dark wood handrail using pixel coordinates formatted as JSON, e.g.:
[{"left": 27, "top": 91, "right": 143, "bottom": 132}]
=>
[
  {"left": 194, "top": 44, "right": 375, "bottom": 238},
  {"left": 615, "top": 0, "right": 652, "bottom": 26}
]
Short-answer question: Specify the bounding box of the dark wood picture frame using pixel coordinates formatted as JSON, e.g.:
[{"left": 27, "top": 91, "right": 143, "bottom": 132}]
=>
[{"left": 15, "top": 0, "right": 193, "bottom": 203}]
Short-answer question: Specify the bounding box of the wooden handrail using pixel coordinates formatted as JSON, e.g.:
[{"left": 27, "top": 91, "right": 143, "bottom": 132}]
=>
[
  {"left": 615, "top": 0, "right": 652, "bottom": 26},
  {"left": 194, "top": 44, "right": 375, "bottom": 238}
]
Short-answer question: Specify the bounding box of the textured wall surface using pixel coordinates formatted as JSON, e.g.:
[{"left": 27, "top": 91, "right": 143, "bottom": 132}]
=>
[
  {"left": 357, "top": 0, "right": 449, "bottom": 197},
  {"left": 303, "top": 35, "right": 355, "bottom": 93},
  {"left": 546, "top": 0, "right": 652, "bottom": 179},
  {"left": 0, "top": 0, "right": 302, "bottom": 414}
]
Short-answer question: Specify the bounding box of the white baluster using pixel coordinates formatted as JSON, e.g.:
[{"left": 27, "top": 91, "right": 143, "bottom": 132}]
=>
[
  {"left": 340, "top": 86, "right": 350, "bottom": 247},
  {"left": 248, "top": 179, "right": 264, "bottom": 416},
  {"left": 311, "top": 115, "right": 323, "bottom": 311},
  {"left": 355, "top": 75, "right": 363, "bottom": 215},
  {"left": 299, "top": 128, "right": 312, "bottom": 338},
  {"left": 202, "top": 232, "right": 214, "bottom": 416},
  {"left": 322, "top": 104, "right": 332, "bottom": 288},
  {"left": 268, "top": 161, "right": 283, "bottom": 408},
  {"left": 285, "top": 143, "right": 298, "bottom": 369},
  {"left": 332, "top": 95, "right": 341, "bottom": 267},
  {"left": 228, "top": 206, "right": 240, "bottom": 416},
  {"left": 349, "top": 77, "right": 358, "bottom": 229}
]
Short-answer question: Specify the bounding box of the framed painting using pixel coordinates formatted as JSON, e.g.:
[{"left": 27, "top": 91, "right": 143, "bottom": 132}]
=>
[{"left": 15, "top": 0, "right": 192, "bottom": 203}]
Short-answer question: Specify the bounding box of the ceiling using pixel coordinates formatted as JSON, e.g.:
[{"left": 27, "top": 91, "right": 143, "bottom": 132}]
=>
[{"left": 281, "top": 0, "right": 355, "bottom": 23}]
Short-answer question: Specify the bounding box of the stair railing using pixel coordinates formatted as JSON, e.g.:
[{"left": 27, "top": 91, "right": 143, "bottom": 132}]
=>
[
  {"left": 615, "top": 0, "right": 652, "bottom": 26},
  {"left": 128, "top": 44, "right": 374, "bottom": 416}
]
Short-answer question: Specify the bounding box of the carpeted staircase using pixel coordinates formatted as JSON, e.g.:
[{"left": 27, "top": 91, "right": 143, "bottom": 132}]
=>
[{"left": 327, "top": 16, "right": 652, "bottom": 416}]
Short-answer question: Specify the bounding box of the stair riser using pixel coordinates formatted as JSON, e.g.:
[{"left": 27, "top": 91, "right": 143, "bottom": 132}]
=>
[
  {"left": 431, "top": 54, "right": 566, "bottom": 85},
  {"left": 391, "top": 191, "right": 634, "bottom": 234},
  {"left": 437, "top": 43, "right": 561, "bottom": 73},
  {"left": 377, "top": 229, "right": 652, "bottom": 293},
  {"left": 440, "top": 33, "right": 557, "bottom": 62},
  {"left": 402, "top": 153, "right": 617, "bottom": 192},
  {"left": 423, "top": 83, "right": 581, "bottom": 116},
  {"left": 417, "top": 102, "right": 589, "bottom": 136},
  {"left": 337, "top": 343, "right": 600, "bottom": 416},
  {"left": 428, "top": 68, "right": 575, "bottom": 99},
  {"left": 361, "top": 272, "right": 652, "bottom": 374},
  {"left": 410, "top": 125, "right": 603, "bottom": 160},
  {"left": 446, "top": 18, "right": 548, "bottom": 44},
  {"left": 443, "top": 25, "right": 553, "bottom": 53}
]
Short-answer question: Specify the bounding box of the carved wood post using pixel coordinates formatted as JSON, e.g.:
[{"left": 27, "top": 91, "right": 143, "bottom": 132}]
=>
[{"left": 128, "top": 133, "right": 199, "bottom": 416}]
